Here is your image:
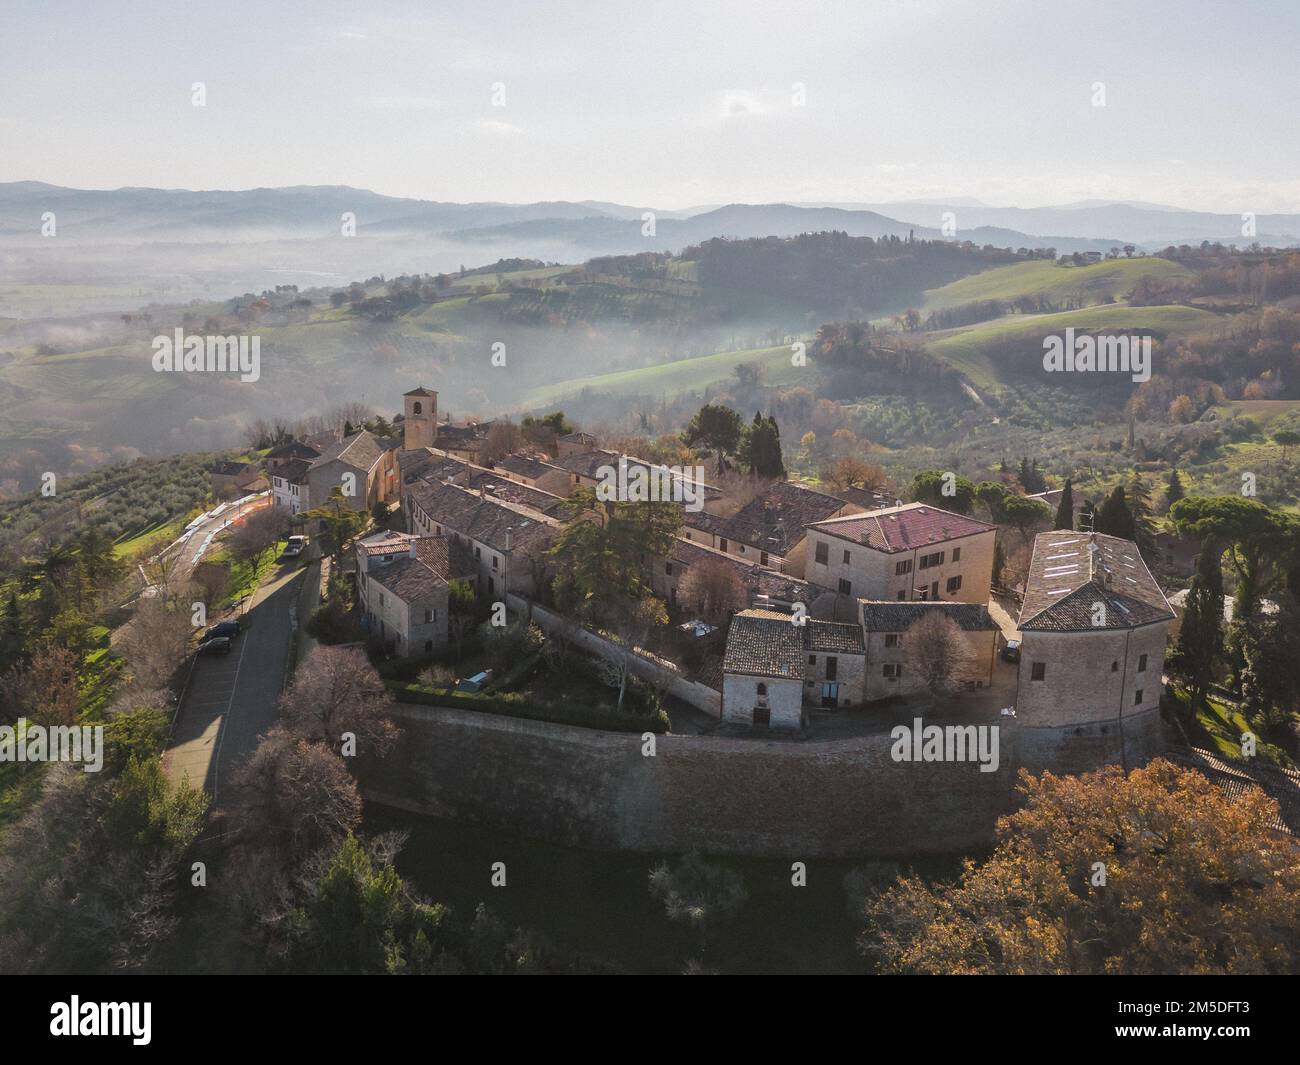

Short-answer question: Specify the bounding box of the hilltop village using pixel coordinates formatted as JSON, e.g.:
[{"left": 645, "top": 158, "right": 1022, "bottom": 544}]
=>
[{"left": 237, "top": 385, "right": 1178, "bottom": 771}]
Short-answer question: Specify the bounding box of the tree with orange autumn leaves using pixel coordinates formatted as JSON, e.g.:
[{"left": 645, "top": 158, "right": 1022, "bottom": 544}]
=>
[{"left": 862, "top": 760, "right": 1300, "bottom": 974}]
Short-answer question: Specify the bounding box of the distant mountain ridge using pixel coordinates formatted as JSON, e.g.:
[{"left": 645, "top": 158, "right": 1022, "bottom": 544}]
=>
[{"left": 7, "top": 182, "right": 1293, "bottom": 253}]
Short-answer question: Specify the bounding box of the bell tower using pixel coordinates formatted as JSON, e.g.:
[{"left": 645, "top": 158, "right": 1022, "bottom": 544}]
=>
[{"left": 403, "top": 387, "right": 438, "bottom": 450}]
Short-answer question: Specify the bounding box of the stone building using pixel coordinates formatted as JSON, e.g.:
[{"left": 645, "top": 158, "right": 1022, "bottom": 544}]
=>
[
  {"left": 355, "top": 529, "right": 475, "bottom": 657},
  {"left": 858, "top": 601, "right": 998, "bottom": 701},
  {"left": 682, "top": 480, "right": 862, "bottom": 573},
  {"left": 1015, "top": 530, "right": 1173, "bottom": 732},
  {"left": 404, "top": 479, "right": 558, "bottom": 599},
  {"left": 721, "top": 609, "right": 808, "bottom": 729},
  {"left": 305, "top": 430, "right": 398, "bottom": 514},
  {"left": 802, "top": 502, "right": 996, "bottom": 604},
  {"left": 721, "top": 608, "right": 867, "bottom": 727}
]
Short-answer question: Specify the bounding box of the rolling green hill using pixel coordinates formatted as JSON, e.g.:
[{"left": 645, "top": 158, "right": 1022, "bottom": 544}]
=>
[
  {"left": 923, "top": 303, "right": 1220, "bottom": 391},
  {"left": 919, "top": 257, "right": 1194, "bottom": 313},
  {"left": 518, "top": 343, "right": 800, "bottom": 407}
]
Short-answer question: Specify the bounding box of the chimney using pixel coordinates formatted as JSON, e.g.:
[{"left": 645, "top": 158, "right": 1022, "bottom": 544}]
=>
[
  {"left": 408, "top": 538, "right": 418, "bottom": 560},
  {"left": 479, "top": 484, "right": 486, "bottom": 500}
]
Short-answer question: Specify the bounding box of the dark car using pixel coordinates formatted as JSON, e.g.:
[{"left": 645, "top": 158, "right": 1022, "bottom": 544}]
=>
[
  {"left": 198, "top": 636, "right": 232, "bottom": 656},
  {"left": 1001, "top": 639, "right": 1021, "bottom": 663},
  {"left": 204, "top": 620, "right": 241, "bottom": 641}
]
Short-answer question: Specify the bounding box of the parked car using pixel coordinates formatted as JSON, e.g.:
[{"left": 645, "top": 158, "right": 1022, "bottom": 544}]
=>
[
  {"left": 1001, "top": 639, "right": 1021, "bottom": 663},
  {"left": 204, "top": 620, "right": 241, "bottom": 641},
  {"left": 283, "top": 535, "right": 308, "bottom": 558},
  {"left": 198, "top": 636, "right": 232, "bottom": 656}
]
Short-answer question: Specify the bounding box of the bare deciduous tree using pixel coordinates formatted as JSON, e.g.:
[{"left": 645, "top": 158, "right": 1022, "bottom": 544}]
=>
[
  {"left": 229, "top": 726, "right": 363, "bottom": 859},
  {"left": 677, "top": 557, "right": 748, "bottom": 620},
  {"left": 117, "top": 598, "right": 191, "bottom": 692},
  {"left": 190, "top": 560, "right": 231, "bottom": 610},
  {"left": 481, "top": 419, "right": 523, "bottom": 463},
  {"left": 906, "top": 612, "right": 975, "bottom": 694},
  {"left": 227, "top": 506, "right": 287, "bottom": 575},
  {"left": 594, "top": 596, "right": 667, "bottom": 712},
  {"left": 278, "top": 645, "right": 399, "bottom": 757}
]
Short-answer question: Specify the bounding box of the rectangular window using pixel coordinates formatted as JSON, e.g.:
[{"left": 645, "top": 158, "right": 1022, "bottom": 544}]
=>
[
  {"left": 1134, "top": 689, "right": 1144, "bottom": 705},
  {"left": 1031, "top": 662, "right": 1046, "bottom": 681},
  {"left": 842, "top": 549, "right": 851, "bottom": 564},
  {"left": 424, "top": 609, "right": 436, "bottom": 623},
  {"left": 491, "top": 555, "right": 499, "bottom": 570},
  {"left": 808, "top": 654, "right": 816, "bottom": 665},
  {"left": 884, "top": 634, "right": 900, "bottom": 648},
  {"left": 897, "top": 590, "right": 907, "bottom": 600},
  {"left": 815, "top": 541, "right": 828, "bottom": 565},
  {"left": 760, "top": 551, "right": 769, "bottom": 566},
  {"left": 719, "top": 538, "right": 729, "bottom": 553},
  {"left": 946, "top": 575, "right": 962, "bottom": 594},
  {"left": 838, "top": 578, "right": 852, "bottom": 596},
  {"left": 1137, "top": 653, "right": 1148, "bottom": 672},
  {"left": 665, "top": 562, "right": 673, "bottom": 575},
  {"left": 895, "top": 559, "right": 913, "bottom": 575},
  {"left": 952, "top": 547, "right": 961, "bottom": 562},
  {"left": 883, "top": 663, "right": 901, "bottom": 679},
  {"left": 825, "top": 657, "right": 838, "bottom": 681}
]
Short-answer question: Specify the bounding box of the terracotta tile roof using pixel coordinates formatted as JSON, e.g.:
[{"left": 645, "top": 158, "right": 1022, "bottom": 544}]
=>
[
  {"left": 1018, "top": 530, "right": 1173, "bottom": 632},
  {"left": 555, "top": 450, "right": 723, "bottom": 500},
  {"left": 460, "top": 470, "right": 567, "bottom": 516},
  {"left": 804, "top": 619, "right": 865, "bottom": 655},
  {"left": 310, "top": 430, "right": 389, "bottom": 473},
  {"left": 493, "top": 454, "right": 565, "bottom": 480},
  {"left": 669, "top": 537, "right": 810, "bottom": 606},
  {"left": 807, "top": 502, "right": 994, "bottom": 553},
  {"left": 404, "top": 386, "right": 437, "bottom": 397},
  {"left": 364, "top": 534, "right": 474, "bottom": 602},
  {"left": 722, "top": 609, "right": 805, "bottom": 678},
  {"left": 273, "top": 458, "right": 312, "bottom": 485},
  {"left": 685, "top": 480, "right": 848, "bottom": 556},
  {"left": 407, "top": 480, "right": 557, "bottom": 552},
  {"left": 860, "top": 600, "right": 997, "bottom": 633},
  {"left": 266, "top": 440, "right": 322, "bottom": 461}
]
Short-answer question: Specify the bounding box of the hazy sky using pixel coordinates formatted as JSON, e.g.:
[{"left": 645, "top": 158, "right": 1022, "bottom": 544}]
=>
[{"left": 3, "top": 0, "right": 1298, "bottom": 211}]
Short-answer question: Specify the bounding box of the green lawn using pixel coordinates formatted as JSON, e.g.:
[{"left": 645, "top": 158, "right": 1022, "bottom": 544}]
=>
[
  {"left": 1174, "top": 687, "right": 1293, "bottom": 768},
  {"left": 112, "top": 515, "right": 188, "bottom": 559},
  {"left": 211, "top": 539, "right": 288, "bottom": 606}
]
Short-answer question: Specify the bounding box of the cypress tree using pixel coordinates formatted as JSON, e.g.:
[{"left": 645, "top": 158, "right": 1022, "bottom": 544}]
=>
[
  {"left": 1165, "top": 468, "right": 1185, "bottom": 508},
  {"left": 1095, "top": 485, "right": 1136, "bottom": 540},
  {"left": 1054, "top": 479, "right": 1075, "bottom": 530},
  {"left": 1174, "top": 544, "right": 1224, "bottom": 706}
]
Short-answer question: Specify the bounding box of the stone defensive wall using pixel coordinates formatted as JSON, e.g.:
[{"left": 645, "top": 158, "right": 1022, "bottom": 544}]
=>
[{"left": 360, "top": 702, "right": 1167, "bottom": 858}]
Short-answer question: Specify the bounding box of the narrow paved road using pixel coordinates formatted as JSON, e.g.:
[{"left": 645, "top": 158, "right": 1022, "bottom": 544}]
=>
[{"left": 164, "top": 559, "right": 304, "bottom": 806}]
